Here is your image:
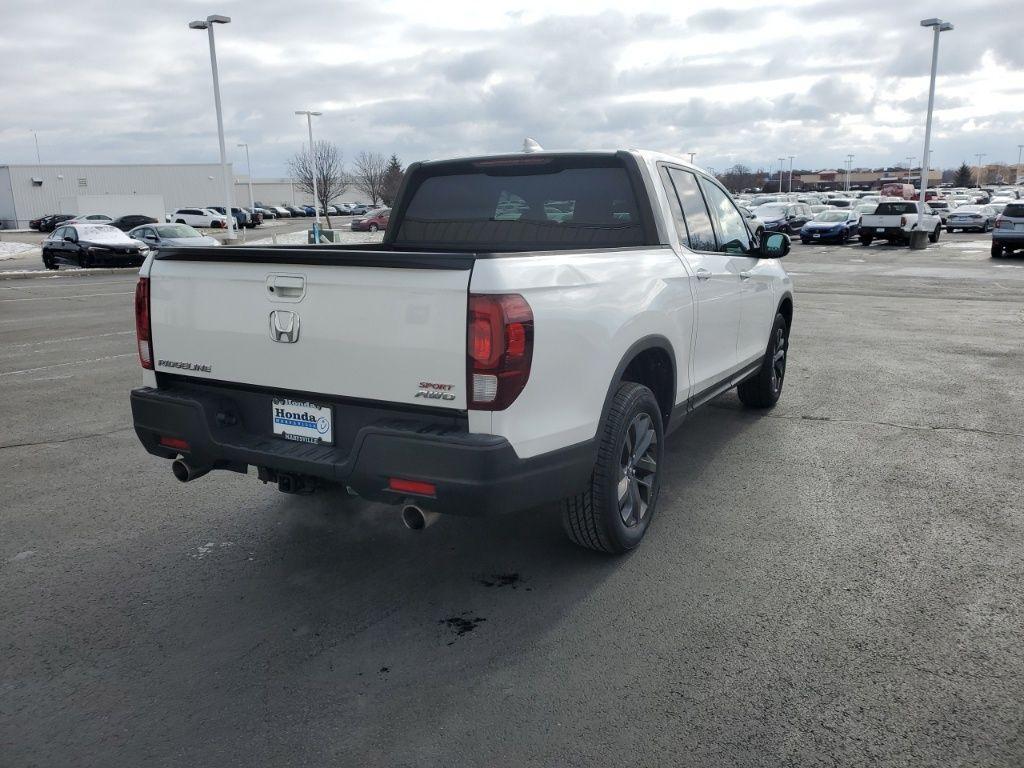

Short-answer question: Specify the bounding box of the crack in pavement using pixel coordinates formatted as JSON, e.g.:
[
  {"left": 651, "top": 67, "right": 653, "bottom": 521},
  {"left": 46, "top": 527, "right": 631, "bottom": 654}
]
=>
[
  {"left": 711, "top": 406, "right": 1024, "bottom": 439},
  {"left": 0, "top": 426, "right": 133, "bottom": 451}
]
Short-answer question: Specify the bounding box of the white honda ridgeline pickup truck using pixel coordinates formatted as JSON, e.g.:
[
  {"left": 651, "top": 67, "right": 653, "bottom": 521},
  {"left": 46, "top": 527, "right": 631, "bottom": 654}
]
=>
[{"left": 131, "top": 150, "right": 793, "bottom": 553}]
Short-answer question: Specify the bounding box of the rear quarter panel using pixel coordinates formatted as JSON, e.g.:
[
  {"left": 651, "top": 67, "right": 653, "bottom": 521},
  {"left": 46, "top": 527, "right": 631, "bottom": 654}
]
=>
[{"left": 470, "top": 247, "right": 694, "bottom": 458}]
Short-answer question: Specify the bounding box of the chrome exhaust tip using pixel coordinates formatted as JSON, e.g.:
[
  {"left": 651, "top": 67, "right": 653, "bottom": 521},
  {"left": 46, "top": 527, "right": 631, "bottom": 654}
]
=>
[
  {"left": 401, "top": 502, "right": 440, "bottom": 530},
  {"left": 171, "top": 458, "right": 209, "bottom": 483}
]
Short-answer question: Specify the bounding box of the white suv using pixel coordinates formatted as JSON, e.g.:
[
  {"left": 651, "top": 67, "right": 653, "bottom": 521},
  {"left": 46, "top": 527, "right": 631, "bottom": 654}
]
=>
[{"left": 171, "top": 208, "right": 228, "bottom": 229}]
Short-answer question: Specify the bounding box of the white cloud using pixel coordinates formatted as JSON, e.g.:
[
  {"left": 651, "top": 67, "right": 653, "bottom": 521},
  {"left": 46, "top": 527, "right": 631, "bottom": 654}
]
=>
[{"left": 0, "top": 0, "right": 1019, "bottom": 175}]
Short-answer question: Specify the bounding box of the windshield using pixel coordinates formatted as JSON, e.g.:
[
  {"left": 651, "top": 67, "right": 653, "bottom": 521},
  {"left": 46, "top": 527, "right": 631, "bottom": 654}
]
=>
[
  {"left": 754, "top": 204, "right": 787, "bottom": 219},
  {"left": 157, "top": 224, "right": 200, "bottom": 238},
  {"left": 815, "top": 211, "right": 849, "bottom": 222},
  {"left": 393, "top": 155, "right": 649, "bottom": 250}
]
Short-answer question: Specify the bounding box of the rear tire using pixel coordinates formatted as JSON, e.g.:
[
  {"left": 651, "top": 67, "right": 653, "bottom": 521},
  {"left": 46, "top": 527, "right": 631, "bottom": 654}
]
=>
[
  {"left": 860, "top": 234, "right": 872, "bottom": 246},
  {"left": 562, "top": 382, "right": 663, "bottom": 554},
  {"left": 946, "top": 227, "right": 954, "bottom": 233},
  {"left": 929, "top": 226, "right": 940, "bottom": 243},
  {"left": 991, "top": 242, "right": 1004, "bottom": 258},
  {"left": 42, "top": 251, "right": 56, "bottom": 270},
  {"left": 369, "top": 224, "right": 379, "bottom": 232},
  {"left": 737, "top": 312, "right": 789, "bottom": 409}
]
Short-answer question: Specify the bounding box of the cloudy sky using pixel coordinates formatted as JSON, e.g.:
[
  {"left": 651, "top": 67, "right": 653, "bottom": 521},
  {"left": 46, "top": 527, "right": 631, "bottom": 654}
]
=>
[{"left": 1, "top": 0, "right": 1021, "bottom": 176}]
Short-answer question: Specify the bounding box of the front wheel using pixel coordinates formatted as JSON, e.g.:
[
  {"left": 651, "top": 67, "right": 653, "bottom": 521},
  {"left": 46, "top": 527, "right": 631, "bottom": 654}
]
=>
[
  {"left": 369, "top": 223, "right": 379, "bottom": 232},
  {"left": 929, "top": 226, "right": 940, "bottom": 244},
  {"left": 737, "top": 312, "right": 788, "bottom": 409},
  {"left": 562, "top": 382, "right": 663, "bottom": 554},
  {"left": 42, "top": 251, "right": 57, "bottom": 270},
  {"left": 860, "top": 235, "right": 873, "bottom": 246},
  {"left": 946, "top": 227, "right": 954, "bottom": 233}
]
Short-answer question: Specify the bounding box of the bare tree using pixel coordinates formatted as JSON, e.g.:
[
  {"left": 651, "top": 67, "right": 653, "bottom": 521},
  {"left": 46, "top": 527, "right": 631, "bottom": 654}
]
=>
[
  {"left": 352, "top": 151, "right": 388, "bottom": 207},
  {"left": 287, "top": 140, "right": 345, "bottom": 228}
]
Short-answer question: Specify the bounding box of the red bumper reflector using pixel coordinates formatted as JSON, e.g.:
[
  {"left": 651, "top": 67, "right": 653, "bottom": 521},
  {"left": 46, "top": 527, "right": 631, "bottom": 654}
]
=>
[
  {"left": 388, "top": 478, "right": 437, "bottom": 497},
  {"left": 159, "top": 436, "right": 190, "bottom": 451}
]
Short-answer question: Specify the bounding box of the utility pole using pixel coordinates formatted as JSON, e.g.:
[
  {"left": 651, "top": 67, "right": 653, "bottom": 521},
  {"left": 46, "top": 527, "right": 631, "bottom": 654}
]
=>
[
  {"left": 189, "top": 14, "right": 236, "bottom": 241},
  {"left": 237, "top": 143, "right": 255, "bottom": 211}
]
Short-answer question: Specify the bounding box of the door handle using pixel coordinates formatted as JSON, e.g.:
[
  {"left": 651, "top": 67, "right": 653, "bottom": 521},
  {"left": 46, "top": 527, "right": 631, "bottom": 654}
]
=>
[
  {"left": 695, "top": 268, "right": 711, "bottom": 281},
  {"left": 739, "top": 271, "right": 753, "bottom": 280}
]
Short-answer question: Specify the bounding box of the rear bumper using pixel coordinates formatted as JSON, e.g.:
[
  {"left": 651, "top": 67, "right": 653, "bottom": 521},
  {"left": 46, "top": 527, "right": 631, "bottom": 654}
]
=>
[
  {"left": 993, "top": 231, "right": 1024, "bottom": 244},
  {"left": 864, "top": 226, "right": 907, "bottom": 239},
  {"left": 131, "top": 383, "right": 593, "bottom": 516}
]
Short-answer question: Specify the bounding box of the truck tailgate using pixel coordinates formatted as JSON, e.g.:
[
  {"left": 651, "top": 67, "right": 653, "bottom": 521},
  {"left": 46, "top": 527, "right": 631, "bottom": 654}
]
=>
[{"left": 148, "top": 250, "right": 472, "bottom": 409}]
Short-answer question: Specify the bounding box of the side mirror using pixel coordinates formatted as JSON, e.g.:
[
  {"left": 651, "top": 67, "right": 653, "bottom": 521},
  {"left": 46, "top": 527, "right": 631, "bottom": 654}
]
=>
[{"left": 760, "top": 232, "right": 790, "bottom": 259}]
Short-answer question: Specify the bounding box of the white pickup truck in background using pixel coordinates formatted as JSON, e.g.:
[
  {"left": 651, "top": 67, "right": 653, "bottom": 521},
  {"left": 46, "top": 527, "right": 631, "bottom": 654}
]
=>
[
  {"left": 131, "top": 150, "right": 794, "bottom": 553},
  {"left": 859, "top": 200, "right": 942, "bottom": 246}
]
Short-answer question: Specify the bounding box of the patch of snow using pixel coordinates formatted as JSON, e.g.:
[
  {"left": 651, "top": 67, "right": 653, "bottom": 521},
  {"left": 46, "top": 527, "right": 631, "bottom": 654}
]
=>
[
  {"left": 0, "top": 241, "right": 38, "bottom": 260},
  {"left": 248, "top": 229, "right": 384, "bottom": 247}
]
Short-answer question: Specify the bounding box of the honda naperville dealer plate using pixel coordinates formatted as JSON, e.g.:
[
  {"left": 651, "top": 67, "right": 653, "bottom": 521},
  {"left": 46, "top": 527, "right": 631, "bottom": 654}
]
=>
[{"left": 272, "top": 397, "right": 333, "bottom": 445}]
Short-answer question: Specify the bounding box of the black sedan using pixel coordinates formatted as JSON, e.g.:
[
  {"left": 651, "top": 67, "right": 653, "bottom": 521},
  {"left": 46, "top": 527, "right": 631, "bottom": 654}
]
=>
[
  {"left": 41, "top": 223, "right": 147, "bottom": 269},
  {"left": 31, "top": 214, "right": 75, "bottom": 232},
  {"left": 109, "top": 214, "right": 158, "bottom": 232}
]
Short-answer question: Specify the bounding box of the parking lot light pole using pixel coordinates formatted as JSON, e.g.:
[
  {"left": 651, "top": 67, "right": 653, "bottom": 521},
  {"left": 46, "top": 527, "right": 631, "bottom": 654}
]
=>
[
  {"left": 778, "top": 158, "right": 785, "bottom": 193},
  {"left": 845, "top": 155, "right": 854, "bottom": 193},
  {"left": 237, "top": 143, "right": 255, "bottom": 210},
  {"left": 914, "top": 19, "right": 952, "bottom": 239},
  {"left": 190, "top": 15, "right": 236, "bottom": 241},
  {"left": 1017, "top": 145, "right": 1023, "bottom": 184},
  {"left": 296, "top": 110, "right": 323, "bottom": 242},
  {"left": 975, "top": 153, "right": 986, "bottom": 189},
  {"left": 788, "top": 156, "right": 795, "bottom": 193}
]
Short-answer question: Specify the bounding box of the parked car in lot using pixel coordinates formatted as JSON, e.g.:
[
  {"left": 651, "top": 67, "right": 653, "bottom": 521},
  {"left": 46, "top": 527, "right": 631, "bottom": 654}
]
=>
[
  {"left": 67, "top": 214, "right": 114, "bottom": 225},
  {"left": 350, "top": 207, "right": 391, "bottom": 232},
  {"left": 348, "top": 203, "right": 373, "bottom": 216},
  {"left": 925, "top": 199, "right": 951, "bottom": 224},
  {"left": 854, "top": 202, "right": 878, "bottom": 220},
  {"left": 207, "top": 206, "right": 252, "bottom": 229},
  {"left": 753, "top": 202, "right": 813, "bottom": 234},
  {"left": 860, "top": 201, "right": 941, "bottom": 245},
  {"left": 946, "top": 205, "right": 997, "bottom": 233},
  {"left": 128, "top": 223, "right": 220, "bottom": 251},
  {"left": 130, "top": 149, "right": 794, "bottom": 554},
  {"left": 242, "top": 207, "right": 264, "bottom": 225},
  {"left": 109, "top": 214, "right": 159, "bottom": 232},
  {"left": 254, "top": 207, "right": 277, "bottom": 220},
  {"left": 171, "top": 208, "right": 228, "bottom": 228},
  {"left": 31, "top": 213, "right": 75, "bottom": 232},
  {"left": 800, "top": 210, "right": 860, "bottom": 244},
  {"left": 269, "top": 206, "right": 292, "bottom": 218},
  {"left": 991, "top": 202, "right": 1024, "bottom": 258},
  {"left": 284, "top": 205, "right": 308, "bottom": 217},
  {"left": 42, "top": 223, "right": 146, "bottom": 269}
]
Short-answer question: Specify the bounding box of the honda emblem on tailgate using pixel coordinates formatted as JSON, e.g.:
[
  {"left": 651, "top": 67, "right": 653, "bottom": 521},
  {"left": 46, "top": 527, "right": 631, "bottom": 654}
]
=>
[{"left": 269, "top": 310, "right": 300, "bottom": 343}]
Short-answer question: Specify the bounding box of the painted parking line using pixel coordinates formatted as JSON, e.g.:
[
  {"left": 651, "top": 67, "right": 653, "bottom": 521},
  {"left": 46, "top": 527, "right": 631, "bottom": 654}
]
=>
[
  {"left": 0, "top": 291, "right": 133, "bottom": 303},
  {"left": 0, "top": 353, "right": 134, "bottom": 377},
  {"left": 3, "top": 331, "right": 134, "bottom": 349}
]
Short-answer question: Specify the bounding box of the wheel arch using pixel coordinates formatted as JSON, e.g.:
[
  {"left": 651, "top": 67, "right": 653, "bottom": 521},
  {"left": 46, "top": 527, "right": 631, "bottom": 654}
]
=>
[
  {"left": 777, "top": 292, "right": 794, "bottom": 333},
  {"left": 599, "top": 335, "right": 677, "bottom": 433}
]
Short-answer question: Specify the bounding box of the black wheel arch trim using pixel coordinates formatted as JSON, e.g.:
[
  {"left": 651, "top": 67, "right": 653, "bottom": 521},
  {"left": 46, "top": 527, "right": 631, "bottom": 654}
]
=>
[{"left": 596, "top": 335, "right": 677, "bottom": 452}]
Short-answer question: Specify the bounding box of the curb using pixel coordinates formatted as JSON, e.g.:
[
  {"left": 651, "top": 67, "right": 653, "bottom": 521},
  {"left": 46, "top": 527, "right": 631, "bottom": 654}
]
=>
[{"left": 0, "top": 267, "right": 136, "bottom": 281}]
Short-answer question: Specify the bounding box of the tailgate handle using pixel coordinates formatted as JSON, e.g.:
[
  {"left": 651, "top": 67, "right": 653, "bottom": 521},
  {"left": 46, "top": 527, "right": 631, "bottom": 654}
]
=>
[{"left": 267, "top": 274, "right": 305, "bottom": 300}]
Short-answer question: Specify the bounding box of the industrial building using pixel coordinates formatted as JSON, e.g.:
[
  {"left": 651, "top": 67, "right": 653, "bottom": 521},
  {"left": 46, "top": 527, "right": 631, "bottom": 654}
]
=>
[{"left": 0, "top": 163, "right": 344, "bottom": 229}]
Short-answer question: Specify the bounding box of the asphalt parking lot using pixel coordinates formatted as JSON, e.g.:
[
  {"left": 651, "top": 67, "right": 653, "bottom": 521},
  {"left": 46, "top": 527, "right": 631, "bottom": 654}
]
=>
[{"left": 2, "top": 233, "right": 1023, "bottom": 767}]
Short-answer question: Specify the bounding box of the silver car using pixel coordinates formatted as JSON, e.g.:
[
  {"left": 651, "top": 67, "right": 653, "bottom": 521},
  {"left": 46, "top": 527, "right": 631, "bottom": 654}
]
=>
[
  {"left": 129, "top": 223, "right": 220, "bottom": 251},
  {"left": 992, "top": 202, "right": 1024, "bottom": 257},
  {"left": 946, "top": 205, "right": 997, "bottom": 233}
]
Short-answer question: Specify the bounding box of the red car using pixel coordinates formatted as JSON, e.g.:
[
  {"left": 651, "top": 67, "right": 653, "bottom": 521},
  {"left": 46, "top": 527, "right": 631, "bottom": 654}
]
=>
[{"left": 350, "top": 208, "right": 390, "bottom": 232}]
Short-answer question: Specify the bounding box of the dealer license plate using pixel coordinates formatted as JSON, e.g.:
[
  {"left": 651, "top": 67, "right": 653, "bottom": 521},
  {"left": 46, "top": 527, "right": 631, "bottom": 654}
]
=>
[
  {"left": 272, "top": 397, "right": 333, "bottom": 445},
  {"left": 813, "top": 234, "right": 820, "bottom": 238},
  {"left": 876, "top": 228, "right": 885, "bottom": 233}
]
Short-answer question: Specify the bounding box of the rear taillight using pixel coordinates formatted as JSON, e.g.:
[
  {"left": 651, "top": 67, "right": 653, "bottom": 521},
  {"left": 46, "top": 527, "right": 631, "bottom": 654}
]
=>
[
  {"left": 467, "top": 293, "right": 533, "bottom": 410},
  {"left": 900, "top": 215, "right": 907, "bottom": 227},
  {"left": 134, "top": 277, "right": 153, "bottom": 369},
  {"left": 996, "top": 216, "right": 1011, "bottom": 229}
]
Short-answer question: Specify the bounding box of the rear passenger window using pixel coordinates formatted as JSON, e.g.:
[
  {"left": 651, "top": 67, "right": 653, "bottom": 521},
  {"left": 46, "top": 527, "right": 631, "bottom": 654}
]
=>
[
  {"left": 700, "top": 179, "right": 751, "bottom": 254},
  {"left": 666, "top": 168, "right": 716, "bottom": 251}
]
